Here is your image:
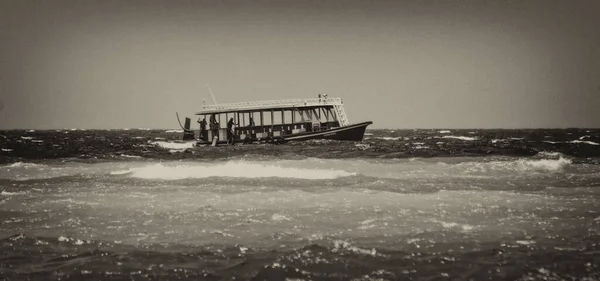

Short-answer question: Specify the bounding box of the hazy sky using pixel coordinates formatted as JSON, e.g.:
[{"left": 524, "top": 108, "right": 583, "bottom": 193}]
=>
[{"left": 1, "top": 0, "right": 599, "bottom": 129}]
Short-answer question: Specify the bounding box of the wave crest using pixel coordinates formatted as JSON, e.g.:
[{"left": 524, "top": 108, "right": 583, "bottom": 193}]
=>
[
  {"left": 455, "top": 155, "right": 572, "bottom": 174},
  {"left": 2, "top": 162, "right": 45, "bottom": 168},
  {"left": 111, "top": 161, "right": 356, "bottom": 180}
]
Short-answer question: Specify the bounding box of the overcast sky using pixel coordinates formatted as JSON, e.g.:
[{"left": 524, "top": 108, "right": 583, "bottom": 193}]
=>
[{"left": 1, "top": 0, "right": 599, "bottom": 129}]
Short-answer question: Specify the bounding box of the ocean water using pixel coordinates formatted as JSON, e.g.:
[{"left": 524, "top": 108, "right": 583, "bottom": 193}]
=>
[{"left": 1, "top": 129, "right": 600, "bottom": 280}]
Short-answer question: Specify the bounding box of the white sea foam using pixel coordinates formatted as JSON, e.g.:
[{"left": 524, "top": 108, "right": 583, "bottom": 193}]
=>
[
  {"left": 355, "top": 143, "right": 370, "bottom": 150},
  {"left": 570, "top": 140, "right": 599, "bottom": 146},
  {"left": 438, "top": 130, "right": 451, "bottom": 134},
  {"left": 432, "top": 219, "right": 475, "bottom": 231},
  {"left": 111, "top": 162, "right": 356, "bottom": 180},
  {"left": 110, "top": 169, "right": 134, "bottom": 175},
  {"left": 441, "top": 136, "right": 477, "bottom": 141},
  {"left": 1, "top": 148, "right": 12, "bottom": 152},
  {"left": 21, "top": 136, "right": 33, "bottom": 140},
  {"left": 364, "top": 133, "right": 373, "bottom": 136},
  {"left": 544, "top": 140, "right": 599, "bottom": 145},
  {"left": 3, "top": 162, "right": 44, "bottom": 168},
  {"left": 536, "top": 151, "right": 565, "bottom": 158},
  {"left": 332, "top": 240, "right": 383, "bottom": 257},
  {"left": 449, "top": 154, "right": 572, "bottom": 174},
  {"left": 150, "top": 141, "right": 195, "bottom": 150},
  {"left": 271, "top": 214, "right": 291, "bottom": 221},
  {"left": 376, "top": 137, "right": 401, "bottom": 141},
  {"left": 165, "top": 129, "right": 184, "bottom": 133},
  {"left": 120, "top": 154, "right": 142, "bottom": 159},
  {"left": 496, "top": 157, "right": 571, "bottom": 172},
  {"left": 1, "top": 191, "right": 26, "bottom": 196}
]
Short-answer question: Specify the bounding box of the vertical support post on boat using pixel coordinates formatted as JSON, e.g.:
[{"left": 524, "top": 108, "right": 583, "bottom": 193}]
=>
[
  {"left": 332, "top": 107, "right": 338, "bottom": 124},
  {"left": 260, "top": 111, "right": 264, "bottom": 134},
  {"left": 236, "top": 112, "right": 240, "bottom": 138},
  {"left": 201, "top": 114, "right": 206, "bottom": 141},
  {"left": 270, "top": 109, "right": 274, "bottom": 137},
  {"left": 281, "top": 109, "right": 284, "bottom": 134},
  {"left": 292, "top": 108, "right": 296, "bottom": 125}
]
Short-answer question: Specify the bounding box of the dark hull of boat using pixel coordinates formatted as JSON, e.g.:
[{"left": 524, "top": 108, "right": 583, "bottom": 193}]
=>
[
  {"left": 282, "top": 121, "right": 372, "bottom": 142},
  {"left": 196, "top": 121, "right": 372, "bottom": 145}
]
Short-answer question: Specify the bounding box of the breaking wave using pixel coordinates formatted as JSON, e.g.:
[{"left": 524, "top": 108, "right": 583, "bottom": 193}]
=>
[
  {"left": 110, "top": 161, "right": 356, "bottom": 180},
  {"left": 570, "top": 140, "right": 599, "bottom": 146},
  {"left": 150, "top": 141, "right": 195, "bottom": 151},
  {"left": 440, "top": 135, "right": 477, "bottom": 141},
  {"left": 502, "top": 157, "right": 571, "bottom": 172},
  {"left": 447, "top": 153, "right": 572, "bottom": 174},
  {"left": 2, "top": 162, "right": 45, "bottom": 168},
  {"left": 373, "top": 137, "right": 402, "bottom": 141}
]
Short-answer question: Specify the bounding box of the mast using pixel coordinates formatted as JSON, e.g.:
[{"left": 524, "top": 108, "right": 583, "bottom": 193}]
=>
[{"left": 207, "top": 84, "right": 217, "bottom": 105}]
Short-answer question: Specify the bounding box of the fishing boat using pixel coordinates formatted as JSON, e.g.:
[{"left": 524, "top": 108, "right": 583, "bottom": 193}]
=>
[{"left": 178, "top": 95, "right": 372, "bottom": 145}]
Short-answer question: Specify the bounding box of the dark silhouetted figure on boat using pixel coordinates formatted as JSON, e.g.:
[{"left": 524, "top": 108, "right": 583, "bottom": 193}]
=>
[
  {"left": 246, "top": 117, "right": 256, "bottom": 143},
  {"left": 227, "top": 117, "right": 236, "bottom": 145},
  {"left": 209, "top": 114, "right": 219, "bottom": 141},
  {"left": 197, "top": 117, "right": 207, "bottom": 141}
]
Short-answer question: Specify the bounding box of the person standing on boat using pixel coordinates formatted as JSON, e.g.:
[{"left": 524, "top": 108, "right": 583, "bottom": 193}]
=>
[
  {"left": 197, "top": 117, "right": 207, "bottom": 141},
  {"left": 246, "top": 117, "right": 256, "bottom": 143},
  {"left": 227, "top": 117, "right": 237, "bottom": 145},
  {"left": 209, "top": 114, "right": 219, "bottom": 140}
]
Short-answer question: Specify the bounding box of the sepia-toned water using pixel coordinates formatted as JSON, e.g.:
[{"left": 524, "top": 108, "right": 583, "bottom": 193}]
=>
[{"left": 1, "top": 129, "right": 600, "bottom": 280}]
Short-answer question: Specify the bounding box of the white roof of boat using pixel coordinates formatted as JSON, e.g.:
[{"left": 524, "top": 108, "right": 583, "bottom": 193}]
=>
[{"left": 195, "top": 97, "right": 344, "bottom": 114}]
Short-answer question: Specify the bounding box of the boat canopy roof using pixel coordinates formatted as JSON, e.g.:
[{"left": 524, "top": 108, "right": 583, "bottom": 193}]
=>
[{"left": 195, "top": 97, "right": 344, "bottom": 115}]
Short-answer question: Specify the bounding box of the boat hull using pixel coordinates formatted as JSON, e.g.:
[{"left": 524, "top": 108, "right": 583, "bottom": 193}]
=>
[
  {"left": 282, "top": 121, "right": 372, "bottom": 142},
  {"left": 196, "top": 121, "right": 372, "bottom": 145}
]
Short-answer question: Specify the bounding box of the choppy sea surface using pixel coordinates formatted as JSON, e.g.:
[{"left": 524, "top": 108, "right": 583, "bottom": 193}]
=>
[{"left": 1, "top": 129, "right": 600, "bottom": 280}]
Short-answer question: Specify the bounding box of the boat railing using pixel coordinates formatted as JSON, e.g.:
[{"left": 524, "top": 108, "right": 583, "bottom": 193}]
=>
[{"left": 200, "top": 97, "right": 344, "bottom": 111}]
